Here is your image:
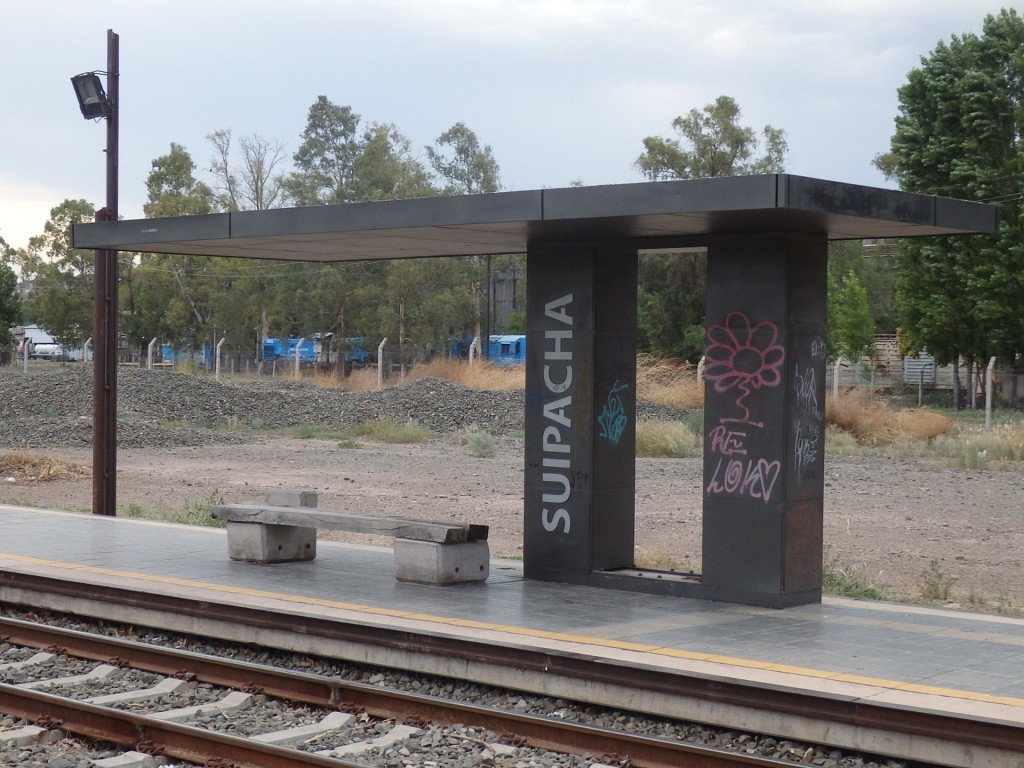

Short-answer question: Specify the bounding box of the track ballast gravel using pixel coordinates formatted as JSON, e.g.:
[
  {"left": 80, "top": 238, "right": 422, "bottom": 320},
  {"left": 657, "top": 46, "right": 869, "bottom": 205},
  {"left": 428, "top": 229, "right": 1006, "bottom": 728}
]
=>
[{"left": 0, "top": 366, "right": 685, "bottom": 449}]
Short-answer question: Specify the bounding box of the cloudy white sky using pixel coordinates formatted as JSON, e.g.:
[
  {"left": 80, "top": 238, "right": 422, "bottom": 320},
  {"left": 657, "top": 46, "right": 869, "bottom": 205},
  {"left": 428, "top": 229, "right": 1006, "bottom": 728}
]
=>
[{"left": 0, "top": 0, "right": 1006, "bottom": 251}]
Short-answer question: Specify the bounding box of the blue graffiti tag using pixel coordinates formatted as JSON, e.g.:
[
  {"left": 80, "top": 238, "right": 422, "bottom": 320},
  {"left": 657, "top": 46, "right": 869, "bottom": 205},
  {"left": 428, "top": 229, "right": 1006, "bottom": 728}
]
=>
[{"left": 598, "top": 381, "right": 630, "bottom": 445}]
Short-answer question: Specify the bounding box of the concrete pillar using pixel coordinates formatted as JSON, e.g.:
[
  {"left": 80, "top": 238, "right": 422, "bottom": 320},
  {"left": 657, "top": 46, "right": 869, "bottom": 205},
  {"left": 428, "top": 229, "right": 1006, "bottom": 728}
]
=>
[
  {"left": 523, "top": 243, "right": 637, "bottom": 582},
  {"left": 701, "top": 234, "right": 827, "bottom": 607}
]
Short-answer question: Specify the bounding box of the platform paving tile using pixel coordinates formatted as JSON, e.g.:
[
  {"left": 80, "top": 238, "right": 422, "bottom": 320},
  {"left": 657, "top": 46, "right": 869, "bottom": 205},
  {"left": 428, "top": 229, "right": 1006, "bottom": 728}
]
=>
[{"left": 4, "top": 506, "right": 1024, "bottom": 703}]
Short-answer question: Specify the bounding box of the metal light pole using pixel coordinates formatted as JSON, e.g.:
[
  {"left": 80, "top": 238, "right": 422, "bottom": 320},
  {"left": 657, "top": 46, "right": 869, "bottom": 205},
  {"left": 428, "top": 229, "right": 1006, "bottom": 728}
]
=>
[{"left": 73, "top": 30, "right": 119, "bottom": 515}]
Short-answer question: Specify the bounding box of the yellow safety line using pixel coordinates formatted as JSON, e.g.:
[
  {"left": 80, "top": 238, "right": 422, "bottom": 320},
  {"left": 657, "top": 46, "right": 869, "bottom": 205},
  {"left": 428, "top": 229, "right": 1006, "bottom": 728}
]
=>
[{"left": 2, "top": 552, "right": 1023, "bottom": 710}]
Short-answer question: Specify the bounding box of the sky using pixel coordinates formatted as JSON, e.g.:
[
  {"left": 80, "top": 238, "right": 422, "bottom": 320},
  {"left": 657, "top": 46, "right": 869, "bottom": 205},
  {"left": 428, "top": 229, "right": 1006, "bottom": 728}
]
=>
[{"left": 0, "top": 0, "right": 1009, "bottom": 252}]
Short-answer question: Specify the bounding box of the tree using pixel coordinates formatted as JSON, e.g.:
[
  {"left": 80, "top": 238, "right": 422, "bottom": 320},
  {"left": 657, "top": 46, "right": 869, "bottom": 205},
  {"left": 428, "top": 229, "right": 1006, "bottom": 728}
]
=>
[
  {"left": 877, "top": 9, "right": 1024, "bottom": 375},
  {"left": 18, "top": 200, "right": 97, "bottom": 355},
  {"left": 143, "top": 143, "right": 215, "bottom": 218},
  {"left": 427, "top": 122, "right": 502, "bottom": 195},
  {"left": 371, "top": 257, "right": 476, "bottom": 372},
  {"left": 829, "top": 270, "right": 876, "bottom": 363},
  {"left": 635, "top": 95, "right": 788, "bottom": 180},
  {"left": 283, "top": 96, "right": 362, "bottom": 206},
  {"left": 633, "top": 97, "right": 788, "bottom": 360},
  {"left": 350, "top": 123, "right": 435, "bottom": 202},
  {"left": 0, "top": 236, "right": 22, "bottom": 359},
  {"left": 827, "top": 241, "right": 897, "bottom": 333},
  {"left": 636, "top": 251, "right": 706, "bottom": 361},
  {"left": 208, "top": 129, "right": 287, "bottom": 211}
]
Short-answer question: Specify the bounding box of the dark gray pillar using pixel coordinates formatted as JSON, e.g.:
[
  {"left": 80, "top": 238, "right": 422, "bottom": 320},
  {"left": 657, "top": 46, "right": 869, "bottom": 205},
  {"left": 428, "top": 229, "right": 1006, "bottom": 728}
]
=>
[
  {"left": 523, "top": 243, "right": 637, "bottom": 582},
  {"left": 701, "top": 234, "right": 827, "bottom": 607}
]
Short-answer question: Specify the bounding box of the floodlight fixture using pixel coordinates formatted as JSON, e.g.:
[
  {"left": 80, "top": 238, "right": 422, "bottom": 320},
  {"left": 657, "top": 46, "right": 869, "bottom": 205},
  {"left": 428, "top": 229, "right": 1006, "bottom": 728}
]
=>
[{"left": 71, "top": 72, "right": 110, "bottom": 119}]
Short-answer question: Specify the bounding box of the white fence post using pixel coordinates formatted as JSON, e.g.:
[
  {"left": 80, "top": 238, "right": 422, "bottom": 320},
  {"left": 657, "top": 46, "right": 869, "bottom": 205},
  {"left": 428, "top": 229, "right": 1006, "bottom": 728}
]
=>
[
  {"left": 147, "top": 338, "right": 157, "bottom": 370},
  {"left": 985, "top": 356, "right": 997, "bottom": 430},
  {"left": 215, "top": 337, "right": 226, "bottom": 381},
  {"left": 832, "top": 358, "right": 841, "bottom": 399},
  {"left": 377, "top": 337, "right": 388, "bottom": 390},
  {"left": 294, "top": 337, "right": 305, "bottom": 381}
]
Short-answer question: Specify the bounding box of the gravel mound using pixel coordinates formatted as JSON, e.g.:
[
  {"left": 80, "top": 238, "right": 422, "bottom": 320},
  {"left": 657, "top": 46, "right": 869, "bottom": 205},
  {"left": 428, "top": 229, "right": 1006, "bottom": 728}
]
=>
[{"left": 0, "top": 366, "right": 686, "bottom": 450}]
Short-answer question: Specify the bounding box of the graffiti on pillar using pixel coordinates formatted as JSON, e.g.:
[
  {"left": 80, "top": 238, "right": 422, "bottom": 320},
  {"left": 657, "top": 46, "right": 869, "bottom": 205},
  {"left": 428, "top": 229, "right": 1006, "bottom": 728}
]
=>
[
  {"left": 704, "top": 311, "right": 785, "bottom": 503},
  {"left": 792, "top": 335, "right": 825, "bottom": 487},
  {"left": 597, "top": 380, "right": 629, "bottom": 445}
]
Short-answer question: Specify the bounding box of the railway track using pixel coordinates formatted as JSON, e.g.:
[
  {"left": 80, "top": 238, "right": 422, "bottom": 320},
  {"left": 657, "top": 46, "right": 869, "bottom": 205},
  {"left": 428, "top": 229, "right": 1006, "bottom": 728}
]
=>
[
  {"left": 2, "top": 567, "right": 1021, "bottom": 768},
  {"left": 1, "top": 614, "right": 805, "bottom": 767}
]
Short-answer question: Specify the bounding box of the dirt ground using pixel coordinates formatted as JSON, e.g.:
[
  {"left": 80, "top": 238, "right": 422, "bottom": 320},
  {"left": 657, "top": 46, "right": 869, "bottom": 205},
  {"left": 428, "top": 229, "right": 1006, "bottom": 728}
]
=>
[{"left": 2, "top": 436, "right": 1022, "bottom": 611}]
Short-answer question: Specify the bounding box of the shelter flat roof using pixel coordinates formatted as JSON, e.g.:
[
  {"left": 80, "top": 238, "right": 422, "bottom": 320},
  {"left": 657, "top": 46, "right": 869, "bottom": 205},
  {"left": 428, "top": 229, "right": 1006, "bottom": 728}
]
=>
[{"left": 71, "top": 175, "right": 997, "bottom": 262}]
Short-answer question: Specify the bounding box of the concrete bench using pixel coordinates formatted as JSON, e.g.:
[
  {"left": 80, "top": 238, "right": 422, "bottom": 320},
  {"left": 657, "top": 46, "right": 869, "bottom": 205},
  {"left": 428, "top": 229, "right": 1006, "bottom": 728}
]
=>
[{"left": 211, "top": 490, "right": 489, "bottom": 585}]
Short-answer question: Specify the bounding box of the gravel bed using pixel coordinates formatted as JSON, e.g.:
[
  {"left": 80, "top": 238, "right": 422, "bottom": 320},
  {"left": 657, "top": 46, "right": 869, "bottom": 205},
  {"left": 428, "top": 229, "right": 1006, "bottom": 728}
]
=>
[
  {"left": 0, "top": 724, "right": 195, "bottom": 768},
  {"left": 0, "top": 654, "right": 96, "bottom": 686},
  {"left": 0, "top": 366, "right": 686, "bottom": 450},
  {"left": 0, "top": 605, "right": 909, "bottom": 768}
]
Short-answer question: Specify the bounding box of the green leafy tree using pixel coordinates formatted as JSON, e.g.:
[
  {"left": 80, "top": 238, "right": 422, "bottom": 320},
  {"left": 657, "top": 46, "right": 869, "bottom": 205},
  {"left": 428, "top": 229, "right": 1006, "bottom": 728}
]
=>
[
  {"left": 427, "top": 122, "right": 502, "bottom": 195},
  {"left": 283, "top": 96, "right": 362, "bottom": 206},
  {"left": 827, "top": 241, "right": 897, "bottom": 333},
  {"left": 877, "top": 9, "right": 1024, "bottom": 373},
  {"left": 633, "top": 97, "right": 788, "bottom": 359},
  {"left": 635, "top": 95, "right": 788, "bottom": 180},
  {"left": 830, "top": 270, "right": 876, "bottom": 363},
  {"left": 143, "top": 143, "right": 215, "bottom": 218},
  {"left": 371, "top": 258, "right": 476, "bottom": 370},
  {"left": 350, "top": 123, "right": 435, "bottom": 202},
  {"left": 19, "top": 200, "right": 97, "bottom": 355},
  {"left": 0, "top": 235, "right": 22, "bottom": 359},
  {"left": 123, "top": 144, "right": 216, "bottom": 356},
  {"left": 636, "top": 251, "right": 707, "bottom": 361}
]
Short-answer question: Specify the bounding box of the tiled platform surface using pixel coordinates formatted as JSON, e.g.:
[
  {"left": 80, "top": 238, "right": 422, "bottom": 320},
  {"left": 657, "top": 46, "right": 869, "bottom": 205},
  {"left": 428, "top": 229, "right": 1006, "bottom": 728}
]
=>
[{"left": 2, "top": 505, "right": 1023, "bottom": 725}]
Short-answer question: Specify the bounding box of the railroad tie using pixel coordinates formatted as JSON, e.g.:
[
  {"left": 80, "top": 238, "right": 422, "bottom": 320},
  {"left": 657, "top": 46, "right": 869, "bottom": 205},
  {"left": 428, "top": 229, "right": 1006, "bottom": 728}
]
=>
[
  {"left": 251, "top": 710, "right": 355, "bottom": 746},
  {"left": 85, "top": 676, "right": 191, "bottom": 706},
  {"left": 316, "top": 723, "right": 423, "bottom": 757},
  {"left": 147, "top": 690, "right": 253, "bottom": 723},
  {"left": 16, "top": 663, "right": 120, "bottom": 690}
]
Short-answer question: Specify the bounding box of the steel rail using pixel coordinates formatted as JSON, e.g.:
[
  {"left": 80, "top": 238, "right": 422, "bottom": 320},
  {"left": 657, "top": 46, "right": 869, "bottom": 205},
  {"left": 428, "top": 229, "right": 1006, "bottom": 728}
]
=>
[
  {"left": 0, "top": 614, "right": 788, "bottom": 768},
  {"left": 0, "top": 682, "right": 360, "bottom": 768},
  {"left": 2, "top": 571, "right": 1022, "bottom": 757}
]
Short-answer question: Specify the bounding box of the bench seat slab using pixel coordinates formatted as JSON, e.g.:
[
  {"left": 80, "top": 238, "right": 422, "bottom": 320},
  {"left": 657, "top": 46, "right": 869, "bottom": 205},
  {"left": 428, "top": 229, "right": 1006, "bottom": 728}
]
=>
[{"left": 213, "top": 504, "right": 487, "bottom": 544}]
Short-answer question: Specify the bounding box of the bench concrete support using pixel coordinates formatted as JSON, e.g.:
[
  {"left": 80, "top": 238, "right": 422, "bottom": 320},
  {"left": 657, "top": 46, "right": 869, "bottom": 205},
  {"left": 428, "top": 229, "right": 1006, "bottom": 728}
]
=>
[
  {"left": 394, "top": 539, "right": 490, "bottom": 585},
  {"left": 226, "top": 490, "right": 317, "bottom": 564}
]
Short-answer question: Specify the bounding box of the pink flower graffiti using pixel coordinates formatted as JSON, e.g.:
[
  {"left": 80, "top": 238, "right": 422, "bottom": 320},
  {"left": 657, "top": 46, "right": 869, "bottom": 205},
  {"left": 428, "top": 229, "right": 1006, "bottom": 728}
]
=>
[{"left": 704, "top": 311, "right": 785, "bottom": 426}]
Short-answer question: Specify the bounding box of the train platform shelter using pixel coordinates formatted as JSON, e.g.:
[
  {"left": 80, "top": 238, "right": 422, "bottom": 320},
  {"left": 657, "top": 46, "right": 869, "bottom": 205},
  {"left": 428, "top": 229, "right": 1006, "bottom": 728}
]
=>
[
  {"left": 1, "top": 505, "right": 1023, "bottom": 766},
  {"left": 72, "top": 175, "right": 999, "bottom": 608}
]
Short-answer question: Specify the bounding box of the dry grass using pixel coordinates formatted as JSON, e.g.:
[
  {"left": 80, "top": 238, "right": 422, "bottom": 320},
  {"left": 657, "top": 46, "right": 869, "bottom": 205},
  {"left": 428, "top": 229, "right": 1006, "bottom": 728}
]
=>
[
  {"left": 826, "top": 390, "right": 896, "bottom": 444},
  {"left": 308, "top": 358, "right": 525, "bottom": 392},
  {"left": 402, "top": 358, "right": 525, "bottom": 391},
  {"left": 826, "top": 390, "right": 952, "bottom": 446},
  {"left": 635, "top": 419, "right": 701, "bottom": 458},
  {"left": 635, "top": 355, "right": 703, "bottom": 409},
  {"left": 893, "top": 409, "right": 955, "bottom": 442},
  {"left": 0, "top": 451, "right": 89, "bottom": 483},
  {"left": 309, "top": 355, "right": 700, "bottom": 401},
  {"left": 634, "top": 548, "right": 698, "bottom": 573}
]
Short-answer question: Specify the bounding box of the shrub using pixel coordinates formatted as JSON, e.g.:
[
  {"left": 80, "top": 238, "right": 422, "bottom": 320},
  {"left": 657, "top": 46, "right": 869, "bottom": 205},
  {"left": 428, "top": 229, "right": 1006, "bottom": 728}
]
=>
[
  {"left": 465, "top": 430, "right": 496, "bottom": 458},
  {"left": 822, "top": 551, "right": 889, "bottom": 600},
  {"left": 893, "top": 409, "right": 953, "bottom": 441},
  {"left": 121, "top": 490, "right": 226, "bottom": 528},
  {"left": 635, "top": 419, "right": 701, "bottom": 458},
  {"left": 919, "top": 559, "right": 957, "bottom": 601},
  {"left": 826, "top": 389, "right": 895, "bottom": 445},
  {"left": 347, "top": 417, "right": 431, "bottom": 444}
]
